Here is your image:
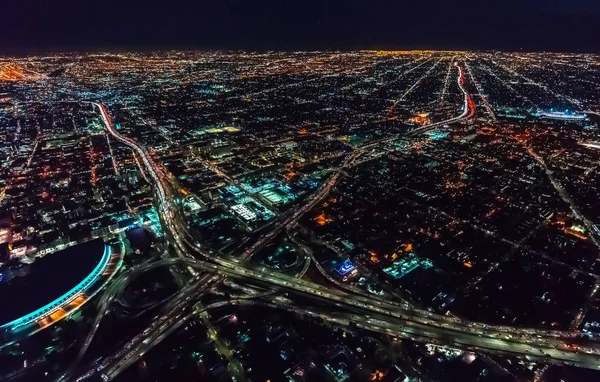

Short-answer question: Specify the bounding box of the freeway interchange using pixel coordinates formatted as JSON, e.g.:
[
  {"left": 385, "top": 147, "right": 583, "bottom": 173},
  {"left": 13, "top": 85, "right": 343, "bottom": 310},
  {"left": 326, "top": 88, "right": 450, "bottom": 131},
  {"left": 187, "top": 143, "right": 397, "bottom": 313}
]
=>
[{"left": 81, "top": 63, "right": 600, "bottom": 380}]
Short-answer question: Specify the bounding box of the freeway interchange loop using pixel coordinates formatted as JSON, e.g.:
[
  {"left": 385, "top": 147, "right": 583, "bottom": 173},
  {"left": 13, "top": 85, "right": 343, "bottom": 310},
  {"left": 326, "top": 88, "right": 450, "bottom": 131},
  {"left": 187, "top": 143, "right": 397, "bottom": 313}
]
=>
[{"left": 78, "top": 63, "right": 600, "bottom": 380}]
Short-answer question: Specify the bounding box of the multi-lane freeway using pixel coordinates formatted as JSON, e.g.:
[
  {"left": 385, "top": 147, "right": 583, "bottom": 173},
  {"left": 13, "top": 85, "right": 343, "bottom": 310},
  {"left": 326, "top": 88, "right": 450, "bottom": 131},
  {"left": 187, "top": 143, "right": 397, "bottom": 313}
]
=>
[
  {"left": 78, "top": 63, "right": 600, "bottom": 380},
  {"left": 79, "top": 252, "right": 600, "bottom": 381}
]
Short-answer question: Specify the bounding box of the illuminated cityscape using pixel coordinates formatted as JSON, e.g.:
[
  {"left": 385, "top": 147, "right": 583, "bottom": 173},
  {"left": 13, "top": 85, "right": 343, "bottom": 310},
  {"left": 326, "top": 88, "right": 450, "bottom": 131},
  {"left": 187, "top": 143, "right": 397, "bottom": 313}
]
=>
[{"left": 0, "top": 50, "right": 600, "bottom": 382}]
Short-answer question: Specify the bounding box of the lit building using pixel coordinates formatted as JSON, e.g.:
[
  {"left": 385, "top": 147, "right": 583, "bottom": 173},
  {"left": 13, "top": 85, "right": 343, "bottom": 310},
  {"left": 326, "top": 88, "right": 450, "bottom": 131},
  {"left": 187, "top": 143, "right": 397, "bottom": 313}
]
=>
[{"left": 231, "top": 204, "right": 257, "bottom": 222}]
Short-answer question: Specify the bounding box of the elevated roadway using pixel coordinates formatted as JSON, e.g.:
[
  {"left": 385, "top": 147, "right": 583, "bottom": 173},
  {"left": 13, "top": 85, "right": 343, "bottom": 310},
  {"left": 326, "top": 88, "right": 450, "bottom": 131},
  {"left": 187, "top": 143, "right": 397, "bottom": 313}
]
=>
[
  {"left": 76, "top": 254, "right": 600, "bottom": 373},
  {"left": 82, "top": 68, "right": 600, "bottom": 379}
]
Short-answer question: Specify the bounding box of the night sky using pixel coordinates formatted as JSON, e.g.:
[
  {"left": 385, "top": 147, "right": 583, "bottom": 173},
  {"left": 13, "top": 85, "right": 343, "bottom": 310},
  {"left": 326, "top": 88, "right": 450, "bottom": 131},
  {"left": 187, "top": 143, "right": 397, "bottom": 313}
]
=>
[{"left": 0, "top": 0, "right": 599, "bottom": 53}]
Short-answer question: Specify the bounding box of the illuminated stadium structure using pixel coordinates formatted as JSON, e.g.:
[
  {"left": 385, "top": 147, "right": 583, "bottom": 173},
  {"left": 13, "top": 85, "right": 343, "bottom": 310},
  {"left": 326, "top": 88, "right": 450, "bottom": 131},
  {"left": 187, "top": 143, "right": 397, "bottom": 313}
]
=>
[
  {"left": 534, "top": 110, "right": 588, "bottom": 121},
  {"left": 1, "top": 245, "right": 112, "bottom": 333}
]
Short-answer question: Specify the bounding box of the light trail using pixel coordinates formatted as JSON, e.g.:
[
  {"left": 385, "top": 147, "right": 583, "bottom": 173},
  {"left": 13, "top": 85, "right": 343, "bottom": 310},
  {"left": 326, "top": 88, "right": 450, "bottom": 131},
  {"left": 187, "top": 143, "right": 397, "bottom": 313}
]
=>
[
  {"left": 78, "top": 83, "right": 600, "bottom": 381},
  {"left": 388, "top": 58, "right": 443, "bottom": 114},
  {"left": 438, "top": 56, "right": 456, "bottom": 105},
  {"left": 457, "top": 62, "right": 476, "bottom": 120},
  {"left": 477, "top": 60, "right": 538, "bottom": 109},
  {"left": 463, "top": 59, "right": 496, "bottom": 120},
  {"left": 79, "top": 254, "right": 600, "bottom": 372},
  {"left": 98, "top": 296, "right": 264, "bottom": 382},
  {"left": 489, "top": 58, "right": 583, "bottom": 109},
  {"left": 235, "top": 59, "right": 386, "bottom": 99},
  {"left": 326, "top": 55, "right": 428, "bottom": 96},
  {"left": 25, "top": 139, "right": 39, "bottom": 168}
]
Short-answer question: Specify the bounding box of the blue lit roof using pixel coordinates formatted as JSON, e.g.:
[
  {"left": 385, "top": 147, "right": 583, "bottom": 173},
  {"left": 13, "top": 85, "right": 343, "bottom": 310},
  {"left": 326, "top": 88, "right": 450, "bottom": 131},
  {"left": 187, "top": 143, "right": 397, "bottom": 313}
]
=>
[
  {"left": 0, "top": 239, "right": 108, "bottom": 328},
  {"left": 336, "top": 259, "right": 357, "bottom": 275}
]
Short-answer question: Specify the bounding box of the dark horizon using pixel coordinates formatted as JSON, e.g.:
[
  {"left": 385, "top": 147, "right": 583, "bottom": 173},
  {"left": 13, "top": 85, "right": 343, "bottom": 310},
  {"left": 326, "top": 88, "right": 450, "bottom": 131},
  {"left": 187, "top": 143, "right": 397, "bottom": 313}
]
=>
[{"left": 1, "top": 0, "right": 600, "bottom": 54}]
